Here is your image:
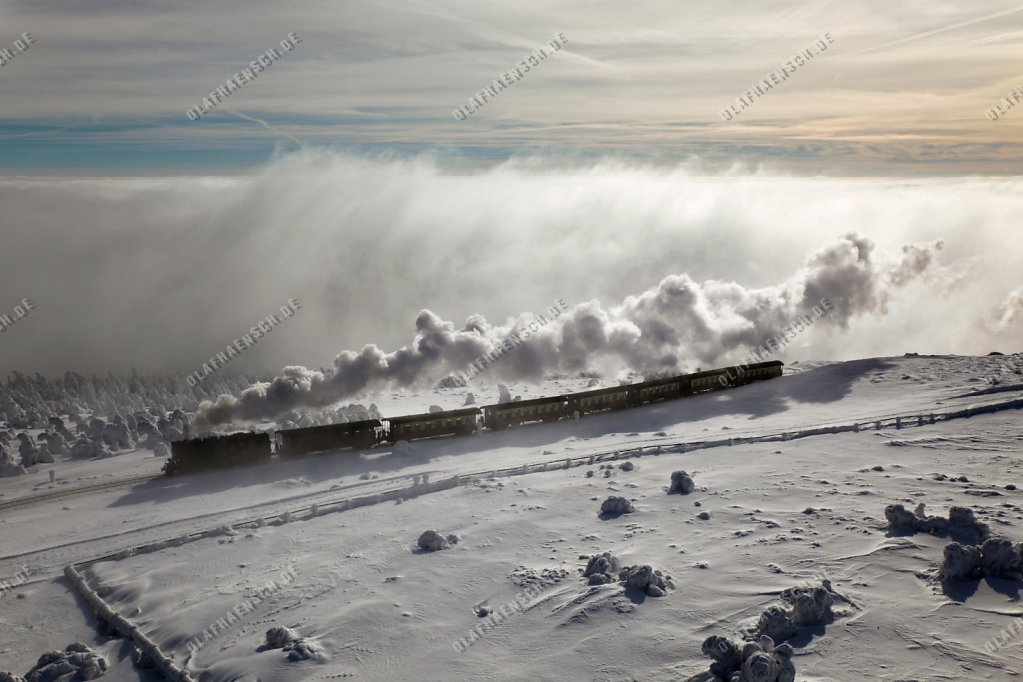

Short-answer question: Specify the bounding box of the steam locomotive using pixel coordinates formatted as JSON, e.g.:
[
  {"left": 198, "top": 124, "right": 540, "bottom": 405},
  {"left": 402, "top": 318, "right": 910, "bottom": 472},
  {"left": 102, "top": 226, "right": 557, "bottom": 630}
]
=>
[{"left": 163, "top": 360, "right": 783, "bottom": 476}]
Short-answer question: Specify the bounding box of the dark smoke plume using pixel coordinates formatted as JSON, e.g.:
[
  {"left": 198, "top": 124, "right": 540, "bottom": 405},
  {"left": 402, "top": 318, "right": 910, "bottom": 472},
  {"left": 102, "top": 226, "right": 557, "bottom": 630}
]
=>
[{"left": 196, "top": 233, "right": 942, "bottom": 428}]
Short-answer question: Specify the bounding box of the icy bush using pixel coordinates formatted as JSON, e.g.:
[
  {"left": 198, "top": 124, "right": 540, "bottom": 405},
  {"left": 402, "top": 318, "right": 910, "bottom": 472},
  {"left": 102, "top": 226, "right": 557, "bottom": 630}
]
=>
[
  {"left": 265, "top": 626, "right": 300, "bottom": 649},
  {"left": 940, "top": 538, "right": 1023, "bottom": 583},
  {"left": 24, "top": 643, "right": 108, "bottom": 681},
  {"left": 781, "top": 583, "right": 835, "bottom": 627},
  {"left": 285, "top": 638, "right": 323, "bottom": 662},
  {"left": 582, "top": 552, "right": 621, "bottom": 586},
  {"left": 884, "top": 503, "right": 988, "bottom": 542},
  {"left": 619, "top": 564, "right": 673, "bottom": 597},
  {"left": 417, "top": 530, "right": 452, "bottom": 551},
  {"left": 980, "top": 538, "right": 1022, "bottom": 579},
  {"left": 751, "top": 581, "right": 837, "bottom": 642},
  {"left": 702, "top": 634, "right": 795, "bottom": 682},
  {"left": 669, "top": 470, "right": 695, "bottom": 494},
  {"left": 940, "top": 542, "right": 982, "bottom": 582},
  {"left": 599, "top": 496, "right": 634, "bottom": 515},
  {"left": 0, "top": 444, "right": 26, "bottom": 477}
]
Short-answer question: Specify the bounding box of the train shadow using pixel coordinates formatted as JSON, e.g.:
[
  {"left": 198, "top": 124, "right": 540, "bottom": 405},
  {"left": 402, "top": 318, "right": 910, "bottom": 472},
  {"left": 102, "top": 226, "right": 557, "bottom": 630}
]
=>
[{"left": 108, "top": 359, "right": 890, "bottom": 507}]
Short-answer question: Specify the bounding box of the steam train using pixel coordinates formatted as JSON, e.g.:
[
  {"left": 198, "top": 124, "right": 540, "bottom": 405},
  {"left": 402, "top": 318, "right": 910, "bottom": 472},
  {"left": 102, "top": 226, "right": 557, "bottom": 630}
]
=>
[{"left": 163, "top": 360, "right": 783, "bottom": 476}]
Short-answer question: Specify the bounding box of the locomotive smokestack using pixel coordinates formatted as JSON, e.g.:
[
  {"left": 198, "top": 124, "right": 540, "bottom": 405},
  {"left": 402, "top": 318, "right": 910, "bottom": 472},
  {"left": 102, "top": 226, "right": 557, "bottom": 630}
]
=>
[{"left": 194, "top": 233, "right": 942, "bottom": 429}]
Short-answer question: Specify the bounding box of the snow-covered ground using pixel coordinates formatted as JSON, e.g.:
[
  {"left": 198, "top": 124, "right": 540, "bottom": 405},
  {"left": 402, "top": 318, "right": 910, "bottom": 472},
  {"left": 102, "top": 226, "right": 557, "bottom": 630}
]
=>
[{"left": 2, "top": 354, "right": 1022, "bottom": 680}]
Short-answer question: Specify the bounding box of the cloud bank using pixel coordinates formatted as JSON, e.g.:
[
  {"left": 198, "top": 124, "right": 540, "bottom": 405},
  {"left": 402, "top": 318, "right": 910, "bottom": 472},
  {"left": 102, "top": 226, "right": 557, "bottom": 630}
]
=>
[{"left": 0, "top": 151, "right": 1019, "bottom": 396}]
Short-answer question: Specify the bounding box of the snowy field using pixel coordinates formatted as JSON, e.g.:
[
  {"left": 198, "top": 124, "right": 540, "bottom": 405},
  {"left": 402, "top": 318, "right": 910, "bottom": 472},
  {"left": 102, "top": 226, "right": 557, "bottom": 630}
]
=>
[{"left": 2, "top": 354, "right": 1022, "bottom": 680}]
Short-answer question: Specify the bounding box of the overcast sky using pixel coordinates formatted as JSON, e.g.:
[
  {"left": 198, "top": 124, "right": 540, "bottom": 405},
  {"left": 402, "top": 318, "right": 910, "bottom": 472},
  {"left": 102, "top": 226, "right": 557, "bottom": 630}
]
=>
[{"left": 2, "top": 0, "right": 1023, "bottom": 175}]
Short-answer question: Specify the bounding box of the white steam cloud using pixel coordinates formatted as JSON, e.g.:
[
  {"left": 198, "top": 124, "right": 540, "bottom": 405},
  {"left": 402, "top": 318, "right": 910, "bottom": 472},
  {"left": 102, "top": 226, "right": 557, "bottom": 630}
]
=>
[
  {"left": 196, "top": 233, "right": 943, "bottom": 427},
  {"left": 988, "top": 286, "right": 1023, "bottom": 332}
]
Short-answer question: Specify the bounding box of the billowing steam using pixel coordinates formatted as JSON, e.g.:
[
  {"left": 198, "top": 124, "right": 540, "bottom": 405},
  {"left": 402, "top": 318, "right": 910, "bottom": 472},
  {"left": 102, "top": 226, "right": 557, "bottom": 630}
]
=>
[
  {"left": 988, "top": 286, "right": 1023, "bottom": 332},
  {"left": 196, "top": 233, "right": 942, "bottom": 428}
]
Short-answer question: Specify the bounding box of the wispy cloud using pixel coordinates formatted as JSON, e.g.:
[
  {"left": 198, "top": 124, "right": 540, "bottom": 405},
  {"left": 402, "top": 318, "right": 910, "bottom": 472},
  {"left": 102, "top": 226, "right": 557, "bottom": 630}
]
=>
[{"left": 0, "top": 1, "right": 1022, "bottom": 173}]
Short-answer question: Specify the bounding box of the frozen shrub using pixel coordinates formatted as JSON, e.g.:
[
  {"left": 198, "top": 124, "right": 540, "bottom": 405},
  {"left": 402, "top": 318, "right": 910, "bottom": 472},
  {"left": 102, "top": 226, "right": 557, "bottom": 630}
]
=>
[
  {"left": 980, "top": 538, "right": 1022, "bottom": 580},
  {"left": 599, "top": 496, "right": 634, "bottom": 515},
  {"left": 884, "top": 503, "right": 987, "bottom": 542},
  {"left": 24, "top": 643, "right": 107, "bottom": 681},
  {"left": 781, "top": 582, "right": 834, "bottom": 626},
  {"left": 701, "top": 634, "right": 795, "bottom": 682},
  {"left": 948, "top": 506, "right": 990, "bottom": 541},
  {"left": 940, "top": 542, "right": 982, "bottom": 582},
  {"left": 0, "top": 673, "right": 25, "bottom": 682},
  {"left": 417, "top": 530, "right": 450, "bottom": 551},
  {"left": 755, "top": 605, "right": 798, "bottom": 642},
  {"left": 752, "top": 581, "right": 838, "bottom": 642},
  {"left": 583, "top": 552, "right": 621, "bottom": 586},
  {"left": 702, "top": 635, "right": 742, "bottom": 680},
  {"left": 285, "top": 639, "right": 322, "bottom": 662},
  {"left": 884, "top": 504, "right": 919, "bottom": 532},
  {"left": 669, "top": 470, "right": 695, "bottom": 494},
  {"left": 0, "top": 444, "right": 26, "bottom": 478},
  {"left": 265, "top": 626, "right": 300, "bottom": 649},
  {"left": 619, "top": 564, "right": 673, "bottom": 597},
  {"left": 619, "top": 461, "right": 634, "bottom": 472}
]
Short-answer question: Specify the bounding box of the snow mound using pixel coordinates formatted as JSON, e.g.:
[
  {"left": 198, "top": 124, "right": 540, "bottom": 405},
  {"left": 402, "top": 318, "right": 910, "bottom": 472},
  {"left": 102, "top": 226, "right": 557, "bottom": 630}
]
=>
[
  {"left": 781, "top": 582, "right": 835, "bottom": 627},
  {"left": 599, "top": 496, "right": 634, "bottom": 516},
  {"left": 980, "top": 538, "right": 1023, "bottom": 579},
  {"left": 416, "top": 530, "right": 458, "bottom": 551},
  {"left": 619, "top": 564, "right": 674, "bottom": 597},
  {"left": 69, "top": 439, "right": 112, "bottom": 461},
  {"left": 23, "top": 643, "right": 108, "bottom": 681},
  {"left": 264, "top": 626, "right": 300, "bottom": 649},
  {"left": 581, "top": 554, "right": 674, "bottom": 596},
  {"left": 702, "top": 634, "right": 796, "bottom": 682},
  {"left": 940, "top": 542, "right": 982, "bottom": 582},
  {"left": 285, "top": 638, "right": 324, "bottom": 662},
  {"left": 940, "top": 538, "right": 1023, "bottom": 583},
  {"left": 669, "top": 470, "right": 695, "bottom": 494},
  {"left": 884, "top": 503, "right": 989, "bottom": 543},
  {"left": 0, "top": 444, "right": 26, "bottom": 477},
  {"left": 153, "top": 442, "right": 171, "bottom": 457},
  {"left": 582, "top": 552, "right": 622, "bottom": 586},
  {"left": 752, "top": 581, "right": 837, "bottom": 642}
]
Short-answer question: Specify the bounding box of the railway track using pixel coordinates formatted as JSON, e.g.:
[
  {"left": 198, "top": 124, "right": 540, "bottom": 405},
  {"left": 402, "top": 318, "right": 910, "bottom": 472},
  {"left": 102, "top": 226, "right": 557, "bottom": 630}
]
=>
[
  {"left": 3, "top": 393, "right": 1020, "bottom": 578},
  {"left": 0, "top": 473, "right": 159, "bottom": 512}
]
